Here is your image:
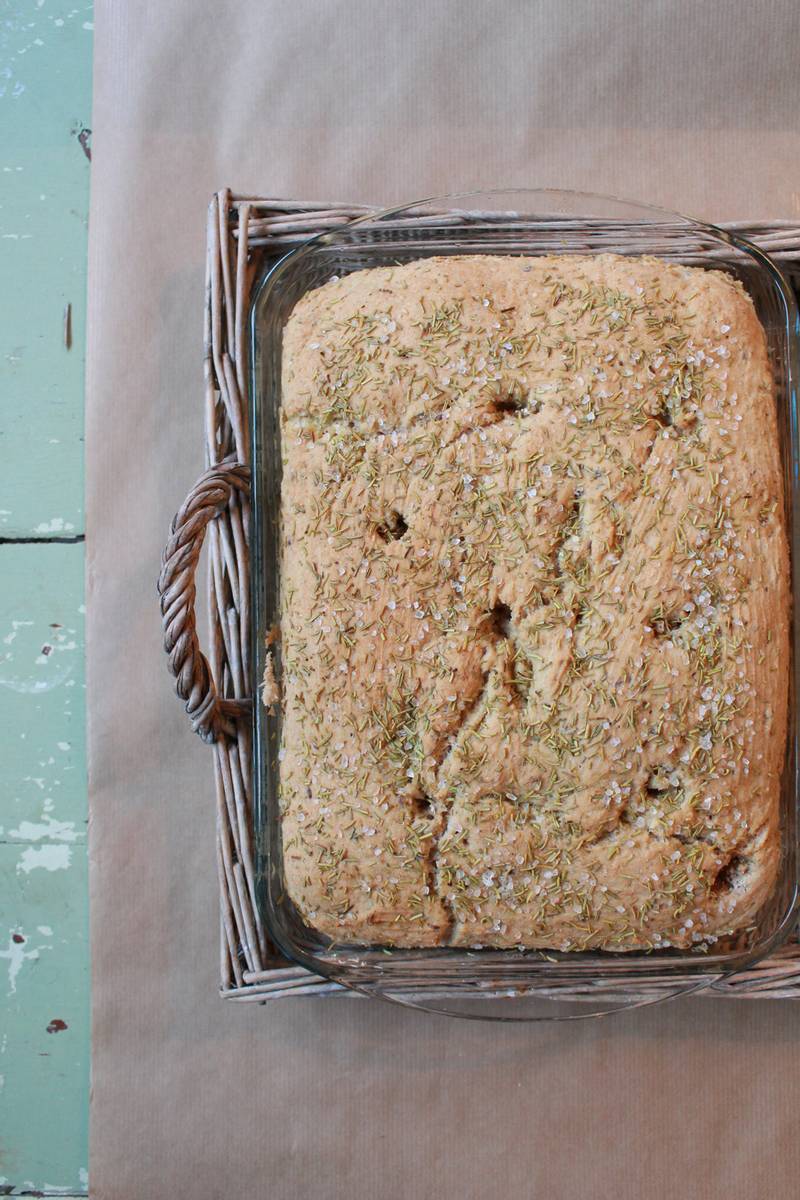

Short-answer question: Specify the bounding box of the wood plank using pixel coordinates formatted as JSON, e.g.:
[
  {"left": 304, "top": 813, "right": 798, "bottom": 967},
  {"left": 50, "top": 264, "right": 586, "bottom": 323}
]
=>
[
  {"left": 0, "top": 1, "right": 91, "bottom": 537},
  {"left": 0, "top": 1, "right": 92, "bottom": 1192},
  {"left": 0, "top": 545, "right": 87, "bottom": 1194},
  {"left": 0, "top": 843, "right": 88, "bottom": 1196},
  {"left": 0, "top": 545, "right": 85, "bottom": 845}
]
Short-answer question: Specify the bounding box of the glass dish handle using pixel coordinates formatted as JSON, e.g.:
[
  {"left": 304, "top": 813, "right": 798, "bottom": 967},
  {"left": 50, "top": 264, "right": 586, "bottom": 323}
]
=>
[{"left": 158, "top": 456, "right": 251, "bottom": 743}]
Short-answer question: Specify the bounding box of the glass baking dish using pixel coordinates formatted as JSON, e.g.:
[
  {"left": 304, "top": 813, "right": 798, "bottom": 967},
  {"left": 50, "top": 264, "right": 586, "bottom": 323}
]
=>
[{"left": 250, "top": 190, "right": 800, "bottom": 1019}]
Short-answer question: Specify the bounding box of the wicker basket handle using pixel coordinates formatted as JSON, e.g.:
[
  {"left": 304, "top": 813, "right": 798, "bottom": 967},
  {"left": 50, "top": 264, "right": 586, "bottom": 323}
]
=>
[{"left": 159, "top": 459, "right": 252, "bottom": 743}]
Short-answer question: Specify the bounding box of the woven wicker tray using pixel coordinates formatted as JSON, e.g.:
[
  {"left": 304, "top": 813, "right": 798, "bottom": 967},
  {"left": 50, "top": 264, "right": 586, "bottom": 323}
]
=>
[{"left": 159, "top": 191, "right": 800, "bottom": 1002}]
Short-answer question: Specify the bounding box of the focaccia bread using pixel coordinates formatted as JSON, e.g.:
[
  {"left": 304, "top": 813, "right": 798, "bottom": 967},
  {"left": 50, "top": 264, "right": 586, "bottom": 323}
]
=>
[{"left": 275, "top": 253, "right": 788, "bottom": 952}]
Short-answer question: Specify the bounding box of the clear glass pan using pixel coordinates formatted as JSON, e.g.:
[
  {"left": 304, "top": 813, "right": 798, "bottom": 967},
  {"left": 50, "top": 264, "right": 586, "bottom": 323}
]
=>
[{"left": 250, "top": 190, "right": 800, "bottom": 1019}]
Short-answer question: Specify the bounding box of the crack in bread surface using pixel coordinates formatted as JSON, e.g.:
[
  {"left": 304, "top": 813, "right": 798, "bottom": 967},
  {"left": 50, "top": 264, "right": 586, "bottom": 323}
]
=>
[{"left": 277, "top": 253, "right": 788, "bottom": 952}]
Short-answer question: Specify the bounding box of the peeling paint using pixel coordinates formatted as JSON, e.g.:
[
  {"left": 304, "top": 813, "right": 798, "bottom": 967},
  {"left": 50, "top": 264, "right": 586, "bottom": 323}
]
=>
[
  {"left": 9, "top": 818, "right": 79, "bottom": 843},
  {"left": 0, "top": 932, "right": 40, "bottom": 994},
  {"left": 0, "top": 666, "right": 74, "bottom": 693},
  {"left": 3, "top": 619, "right": 33, "bottom": 646},
  {"left": 16, "top": 844, "right": 72, "bottom": 874},
  {"left": 75, "top": 127, "right": 91, "bottom": 161},
  {"left": 0, "top": 615, "right": 78, "bottom": 694},
  {"left": 33, "top": 518, "right": 76, "bottom": 534}
]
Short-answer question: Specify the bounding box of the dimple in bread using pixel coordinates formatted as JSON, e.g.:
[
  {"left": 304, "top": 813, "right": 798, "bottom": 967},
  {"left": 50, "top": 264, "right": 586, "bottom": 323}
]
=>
[{"left": 275, "top": 253, "right": 788, "bottom": 952}]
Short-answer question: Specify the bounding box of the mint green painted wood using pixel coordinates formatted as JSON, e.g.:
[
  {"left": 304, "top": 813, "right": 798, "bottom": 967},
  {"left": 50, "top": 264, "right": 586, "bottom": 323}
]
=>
[
  {"left": 0, "top": 842, "right": 88, "bottom": 1197},
  {"left": 0, "top": 555, "right": 88, "bottom": 1198},
  {"left": 0, "top": 1, "right": 92, "bottom": 538},
  {"left": 0, "top": 2, "right": 92, "bottom": 1194},
  {"left": 0, "top": 545, "right": 86, "bottom": 847}
]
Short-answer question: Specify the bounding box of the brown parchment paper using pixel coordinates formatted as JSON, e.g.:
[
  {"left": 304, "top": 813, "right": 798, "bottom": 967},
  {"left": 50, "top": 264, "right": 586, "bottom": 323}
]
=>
[{"left": 87, "top": 3, "right": 800, "bottom": 1197}]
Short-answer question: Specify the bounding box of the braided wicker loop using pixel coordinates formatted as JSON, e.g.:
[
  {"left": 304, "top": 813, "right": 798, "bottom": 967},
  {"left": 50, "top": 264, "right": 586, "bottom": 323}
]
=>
[{"left": 159, "top": 459, "right": 252, "bottom": 743}]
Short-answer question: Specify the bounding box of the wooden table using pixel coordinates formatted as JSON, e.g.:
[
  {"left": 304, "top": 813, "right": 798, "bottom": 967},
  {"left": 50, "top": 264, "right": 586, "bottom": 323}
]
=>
[{"left": 1, "top": 4, "right": 91, "bottom": 1194}]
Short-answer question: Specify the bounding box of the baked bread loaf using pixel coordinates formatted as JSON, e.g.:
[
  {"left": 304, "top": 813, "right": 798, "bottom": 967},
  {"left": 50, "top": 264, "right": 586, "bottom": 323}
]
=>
[{"left": 276, "top": 253, "right": 788, "bottom": 952}]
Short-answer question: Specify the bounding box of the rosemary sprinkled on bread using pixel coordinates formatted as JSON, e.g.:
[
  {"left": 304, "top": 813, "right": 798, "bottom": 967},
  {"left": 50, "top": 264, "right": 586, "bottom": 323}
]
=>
[{"left": 277, "top": 254, "right": 787, "bottom": 952}]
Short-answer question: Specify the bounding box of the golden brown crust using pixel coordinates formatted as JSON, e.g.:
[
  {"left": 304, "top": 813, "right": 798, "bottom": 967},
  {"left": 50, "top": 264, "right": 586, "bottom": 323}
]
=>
[{"left": 277, "top": 254, "right": 788, "bottom": 951}]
